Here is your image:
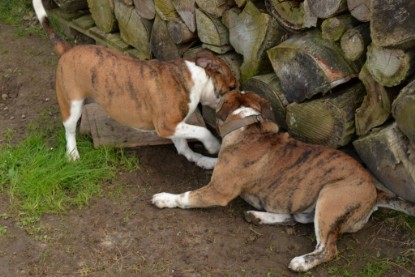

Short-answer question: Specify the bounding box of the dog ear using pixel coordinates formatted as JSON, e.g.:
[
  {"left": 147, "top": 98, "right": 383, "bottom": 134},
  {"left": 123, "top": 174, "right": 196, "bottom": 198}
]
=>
[
  {"left": 243, "top": 92, "right": 275, "bottom": 121},
  {"left": 195, "top": 50, "right": 220, "bottom": 70},
  {"left": 216, "top": 92, "right": 240, "bottom": 121}
]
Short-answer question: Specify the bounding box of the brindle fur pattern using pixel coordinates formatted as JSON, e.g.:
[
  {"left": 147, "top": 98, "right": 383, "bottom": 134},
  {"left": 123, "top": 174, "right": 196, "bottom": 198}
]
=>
[
  {"left": 153, "top": 91, "right": 415, "bottom": 272},
  {"left": 33, "top": 0, "right": 236, "bottom": 169}
]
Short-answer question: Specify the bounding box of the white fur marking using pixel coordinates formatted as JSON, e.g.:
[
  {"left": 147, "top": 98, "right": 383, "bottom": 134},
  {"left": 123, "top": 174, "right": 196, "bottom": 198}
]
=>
[
  {"left": 171, "top": 138, "right": 217, "bottom": 169},
  {"left": 63, "top": 100, "right": 84, "bottom": 161},
  {"left": 33, "top": 0, "right": 47, "bottom": 22},
  {"left": 232, "top": 106, "right": 260, "bottom": 118},
  {"left": 246, "top": 211, "right": 293, "bottom": 224},
  {"left": 185, "top": 61, "right": 217, "bottom": 109},
  {"left": 152, "top": 191, "right": 190, "bottom": 209}
]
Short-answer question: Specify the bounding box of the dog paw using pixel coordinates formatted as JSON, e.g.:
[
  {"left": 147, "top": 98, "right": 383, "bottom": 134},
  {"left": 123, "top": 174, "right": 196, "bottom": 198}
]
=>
[
  {"left": 244, "top": 211, "right": 263, "bottom": 225},
  {"left": 152, "top": 193, "right": 179, "bottom": 208},
  {"left": 67, "top": 149, "right": 80, "bottom": 161},
  {"left": 196, "top": 156, "right": 217, "bottom": 170},
  {"left": 288, "top": 256, "right": 310, "bottom": 272}
]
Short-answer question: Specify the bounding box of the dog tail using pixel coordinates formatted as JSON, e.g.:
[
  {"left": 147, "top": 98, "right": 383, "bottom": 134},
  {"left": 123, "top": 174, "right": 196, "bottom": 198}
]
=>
[
  {"left": 376, "top": 190, "right": 415, "bottom": 217},
  {"left": 32, "top": 0, "right": 71, "bottom": 57}
]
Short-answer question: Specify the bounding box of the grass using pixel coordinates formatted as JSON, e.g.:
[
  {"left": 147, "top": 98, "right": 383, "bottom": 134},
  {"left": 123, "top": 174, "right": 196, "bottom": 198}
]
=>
[
  {"left": 0, "top": 121, "right": 139, "bottom": 216},
  {"left": 0, "top": 0, "right": 45, "bottom": 37}
]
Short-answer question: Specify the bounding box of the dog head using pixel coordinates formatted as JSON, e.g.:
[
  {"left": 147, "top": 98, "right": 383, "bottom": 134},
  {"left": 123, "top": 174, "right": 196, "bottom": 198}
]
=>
[
  {"left": 216, "top": 90, "right": 278, "bottom": 136},
  {"left": 194, "top": 50, "right": 237, "bottom": 98}
]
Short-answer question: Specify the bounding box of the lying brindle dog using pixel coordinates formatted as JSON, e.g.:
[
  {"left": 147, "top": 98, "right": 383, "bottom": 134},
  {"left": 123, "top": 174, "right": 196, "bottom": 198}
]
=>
[{"left": 152, "top": 90, "right": 415, "bottom": 272}]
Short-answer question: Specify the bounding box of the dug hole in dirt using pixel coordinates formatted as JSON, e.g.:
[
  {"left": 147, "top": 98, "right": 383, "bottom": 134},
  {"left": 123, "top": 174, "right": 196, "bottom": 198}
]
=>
[{"left": 0, "top": 22, "right": 414, "bottom": 276}]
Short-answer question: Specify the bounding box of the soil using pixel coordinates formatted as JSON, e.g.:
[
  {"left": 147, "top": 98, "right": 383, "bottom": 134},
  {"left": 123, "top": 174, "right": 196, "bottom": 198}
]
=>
[{"left": 1, "top": 22, "right": 415, "bottom": 277}]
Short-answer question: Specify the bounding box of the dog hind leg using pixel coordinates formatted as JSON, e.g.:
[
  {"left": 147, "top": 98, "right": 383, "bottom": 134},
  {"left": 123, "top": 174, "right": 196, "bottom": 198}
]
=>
[
  {"left": 289, "top": 183, "right": 375, "bottom": 272},
  {"left": 244, "top": 211, "right": 295, "bottom": 225},
  {"left": 62, "top": 99, "right": 84, "bottom": 161}
]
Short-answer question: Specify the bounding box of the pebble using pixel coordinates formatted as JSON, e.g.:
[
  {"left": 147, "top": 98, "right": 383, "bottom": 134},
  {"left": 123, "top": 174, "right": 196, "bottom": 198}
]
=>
[
  {"left": 1, "top": 94, "right": 7, "bottom": 100},
  {"left": 21, "top": 114, "right": 26, "bottom": 119}
]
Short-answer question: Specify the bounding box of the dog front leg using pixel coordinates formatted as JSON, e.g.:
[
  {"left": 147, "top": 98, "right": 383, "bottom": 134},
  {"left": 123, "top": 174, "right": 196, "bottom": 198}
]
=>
[
  {"left": 172, "top": 122, "right": 220, "bottom": 154},
  {"left": 152, "top": 182, "right": 239, "bottom": 209},
  {"left": 171, "top": 138, "right": 217, "bottom": 169}
]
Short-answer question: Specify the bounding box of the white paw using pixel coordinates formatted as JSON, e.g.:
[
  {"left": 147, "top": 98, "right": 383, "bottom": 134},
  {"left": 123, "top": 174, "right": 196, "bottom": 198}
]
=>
[
  {"left": 205, "top": 138, "right": 220, "bottom": 154},
  {"left": 152, "top": 193, "right": 180, "bottom": 208},
  {"left": 196, "top": 156, "right": 217, "bottom": 170},
  {"left": 288, "top": 256, "right": 309, "bottom": 272},
  {"left": 67, "top": 149, "right": 80, "bottom": 161}
]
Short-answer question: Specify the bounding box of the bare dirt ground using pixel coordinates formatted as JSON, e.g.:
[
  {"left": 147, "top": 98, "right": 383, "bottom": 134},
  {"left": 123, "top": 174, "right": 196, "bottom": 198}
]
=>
[{"left": 1, "top": 22, "right": 415, "bottom": 277}]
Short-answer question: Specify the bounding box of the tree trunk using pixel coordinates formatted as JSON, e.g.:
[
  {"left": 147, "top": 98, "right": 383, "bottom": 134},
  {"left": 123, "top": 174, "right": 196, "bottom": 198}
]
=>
[
  {"left": 195, "top": 9, "right": 229, "bottom": 47},
  {"left": 286, "top": 83, "right": 365, "bottom": 148},
  {"left": 340, "top": 23, "right": 370, "bottom": 62},
  {"left": 265, "top": 0, "right": 317, "bottom": 31},
  {"left": 229, "top": 1, "right": 286, "bottom": 83},
  {"left": 366, "top": 44, "right": 415, "bottom": 87},
  {"left": 392, "top": 77, "right": 415, "bottom": 144},
  {"left": 321, "top": 14, "right": 358, "bottom": 42},
  {"left": 154, "top": 0, "right": 179, "bottom": 21},
  {"left": 150, "top": 15, "right": 180, "bottom": 60},
  {"left": 133, "top": 0, "right": 156, "bottom": 20},
  {"left": 371, "top": 0, "right": 415, "bottom": 48},
  {"left": 87, "top": 0, "right": 118, "bottom": 33},
  {"left": 243, "top": 73, "right": 289, "bottom": 130},
  {"left": 167, "top": 18, "right": 196, "bottom": 44},
  {"left": 267, "top": 30, "right": 358, "bottom": 103},
  {"left": 53, "top": 0, "right": 88, "bottom": 12},
  {"left": 355, "top": 64, "right": 393, "bottom": 136},
  {"left": 346, "top": 0, "right": 370, "bottom": 22},
  {"left": 308, "top": 0, "right": 347, "bottom": 19},
  {"left": 353, "top": 122, "right": 415, "bottom": 202},
  {"left": 171, "top": 0, "right": 196, "bottom": 32},
  {"left": 114, "top": 0, "right": 153, "bottom": 59}
]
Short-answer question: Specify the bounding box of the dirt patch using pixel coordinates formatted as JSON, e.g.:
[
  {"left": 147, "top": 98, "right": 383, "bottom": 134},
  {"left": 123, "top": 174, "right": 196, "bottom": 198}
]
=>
[{"left": 0, "top": 22, "right": 414, "bottom": 276}]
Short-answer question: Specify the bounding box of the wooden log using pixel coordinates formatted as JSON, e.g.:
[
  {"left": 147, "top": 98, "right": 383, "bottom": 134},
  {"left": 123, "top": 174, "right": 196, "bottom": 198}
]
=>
[
  {"left": 392, "top": 77, "right": 415, "bottom": 144},
  {"left": 321, "top": 14, "right": 359, "bottom": 42},
  {"left": 202, "top": 44, "right": 232, "bottom": 54},
  {"left": 340, "top": 23, "right": 370, "bottom": 62},
  {"left": 371, "top": 0, "right": 415, "bottom": 48},
  {"left": 53, "top": 0, "right": 88, "bottom": 12},
  {"left": 114, "top": 0, "right": 152, "bottom": 59},
  {"left": 171, "top": 0, "right": 196, "bottom": 32},
  {"left": 87, "top": 0, "right": 118, "bottom": 33},
  {"left": 286, "top": 83, "right": 365, "bottom": 148},
  {"left": 195, "top": 9, "right": 229, "bottom": 47},
  {"left": 366, "top": 44, "right": 415, "bottom": 87},
  {"left": 80, "top": 103, "right": 206, "bottom": 147},
  {"left": 267, "top": 30, "right": 358, "bottom": 103},
  {"left": 167, "top": 18, "right": 197, "bottom": 44},
  {"left": 228, "top": 1, "right": 286, "bottom": 83},
  {"left": 221, "top": 7, "right": 240, "bottom": 29},
  {"left": 195, "top": 0, "right": 232, "bottom": 18},
  {"left": 133, "top": 0, "right": 156, "bottom": 20},
  {"left": 218, "top": 52, "right": 243, "bottom": 86},
  {"left": 243, "top": 73, "right": 289, "bottom": 130},
  {"left": 353, "top": 122, "right": 415, "bottom": 202},
  {"left": 355, "top": 64, "right": 393, "bottom": 136},
  {"left": 346, "top": 0, "right": 370, "bottom": 22},
  {"left": 154, "top": 0, "right": 179, "bottom": 21},
  {"left": 150, "top": 15, "right": 180, "bottom": 60},
  {"left": 308, "top": 0, "right": 347, "bottom": 19},
  {"left": 265, "top": 0, "right": 317, "bottom": 31}
]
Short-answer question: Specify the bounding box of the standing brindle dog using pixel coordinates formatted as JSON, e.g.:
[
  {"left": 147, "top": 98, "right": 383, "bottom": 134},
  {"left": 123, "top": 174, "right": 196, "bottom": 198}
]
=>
[
  {"left": 33, "top": 0, "right": 236, "bottom": 169},
  {"left": 153, "top": 90, "right": 415, "bottom": 272}
]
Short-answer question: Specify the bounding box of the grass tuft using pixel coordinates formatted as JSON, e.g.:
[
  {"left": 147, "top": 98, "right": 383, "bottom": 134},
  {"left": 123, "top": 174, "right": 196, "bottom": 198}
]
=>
[{"left": 0, "top": 121, "right": 139, "bottom": 216}]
